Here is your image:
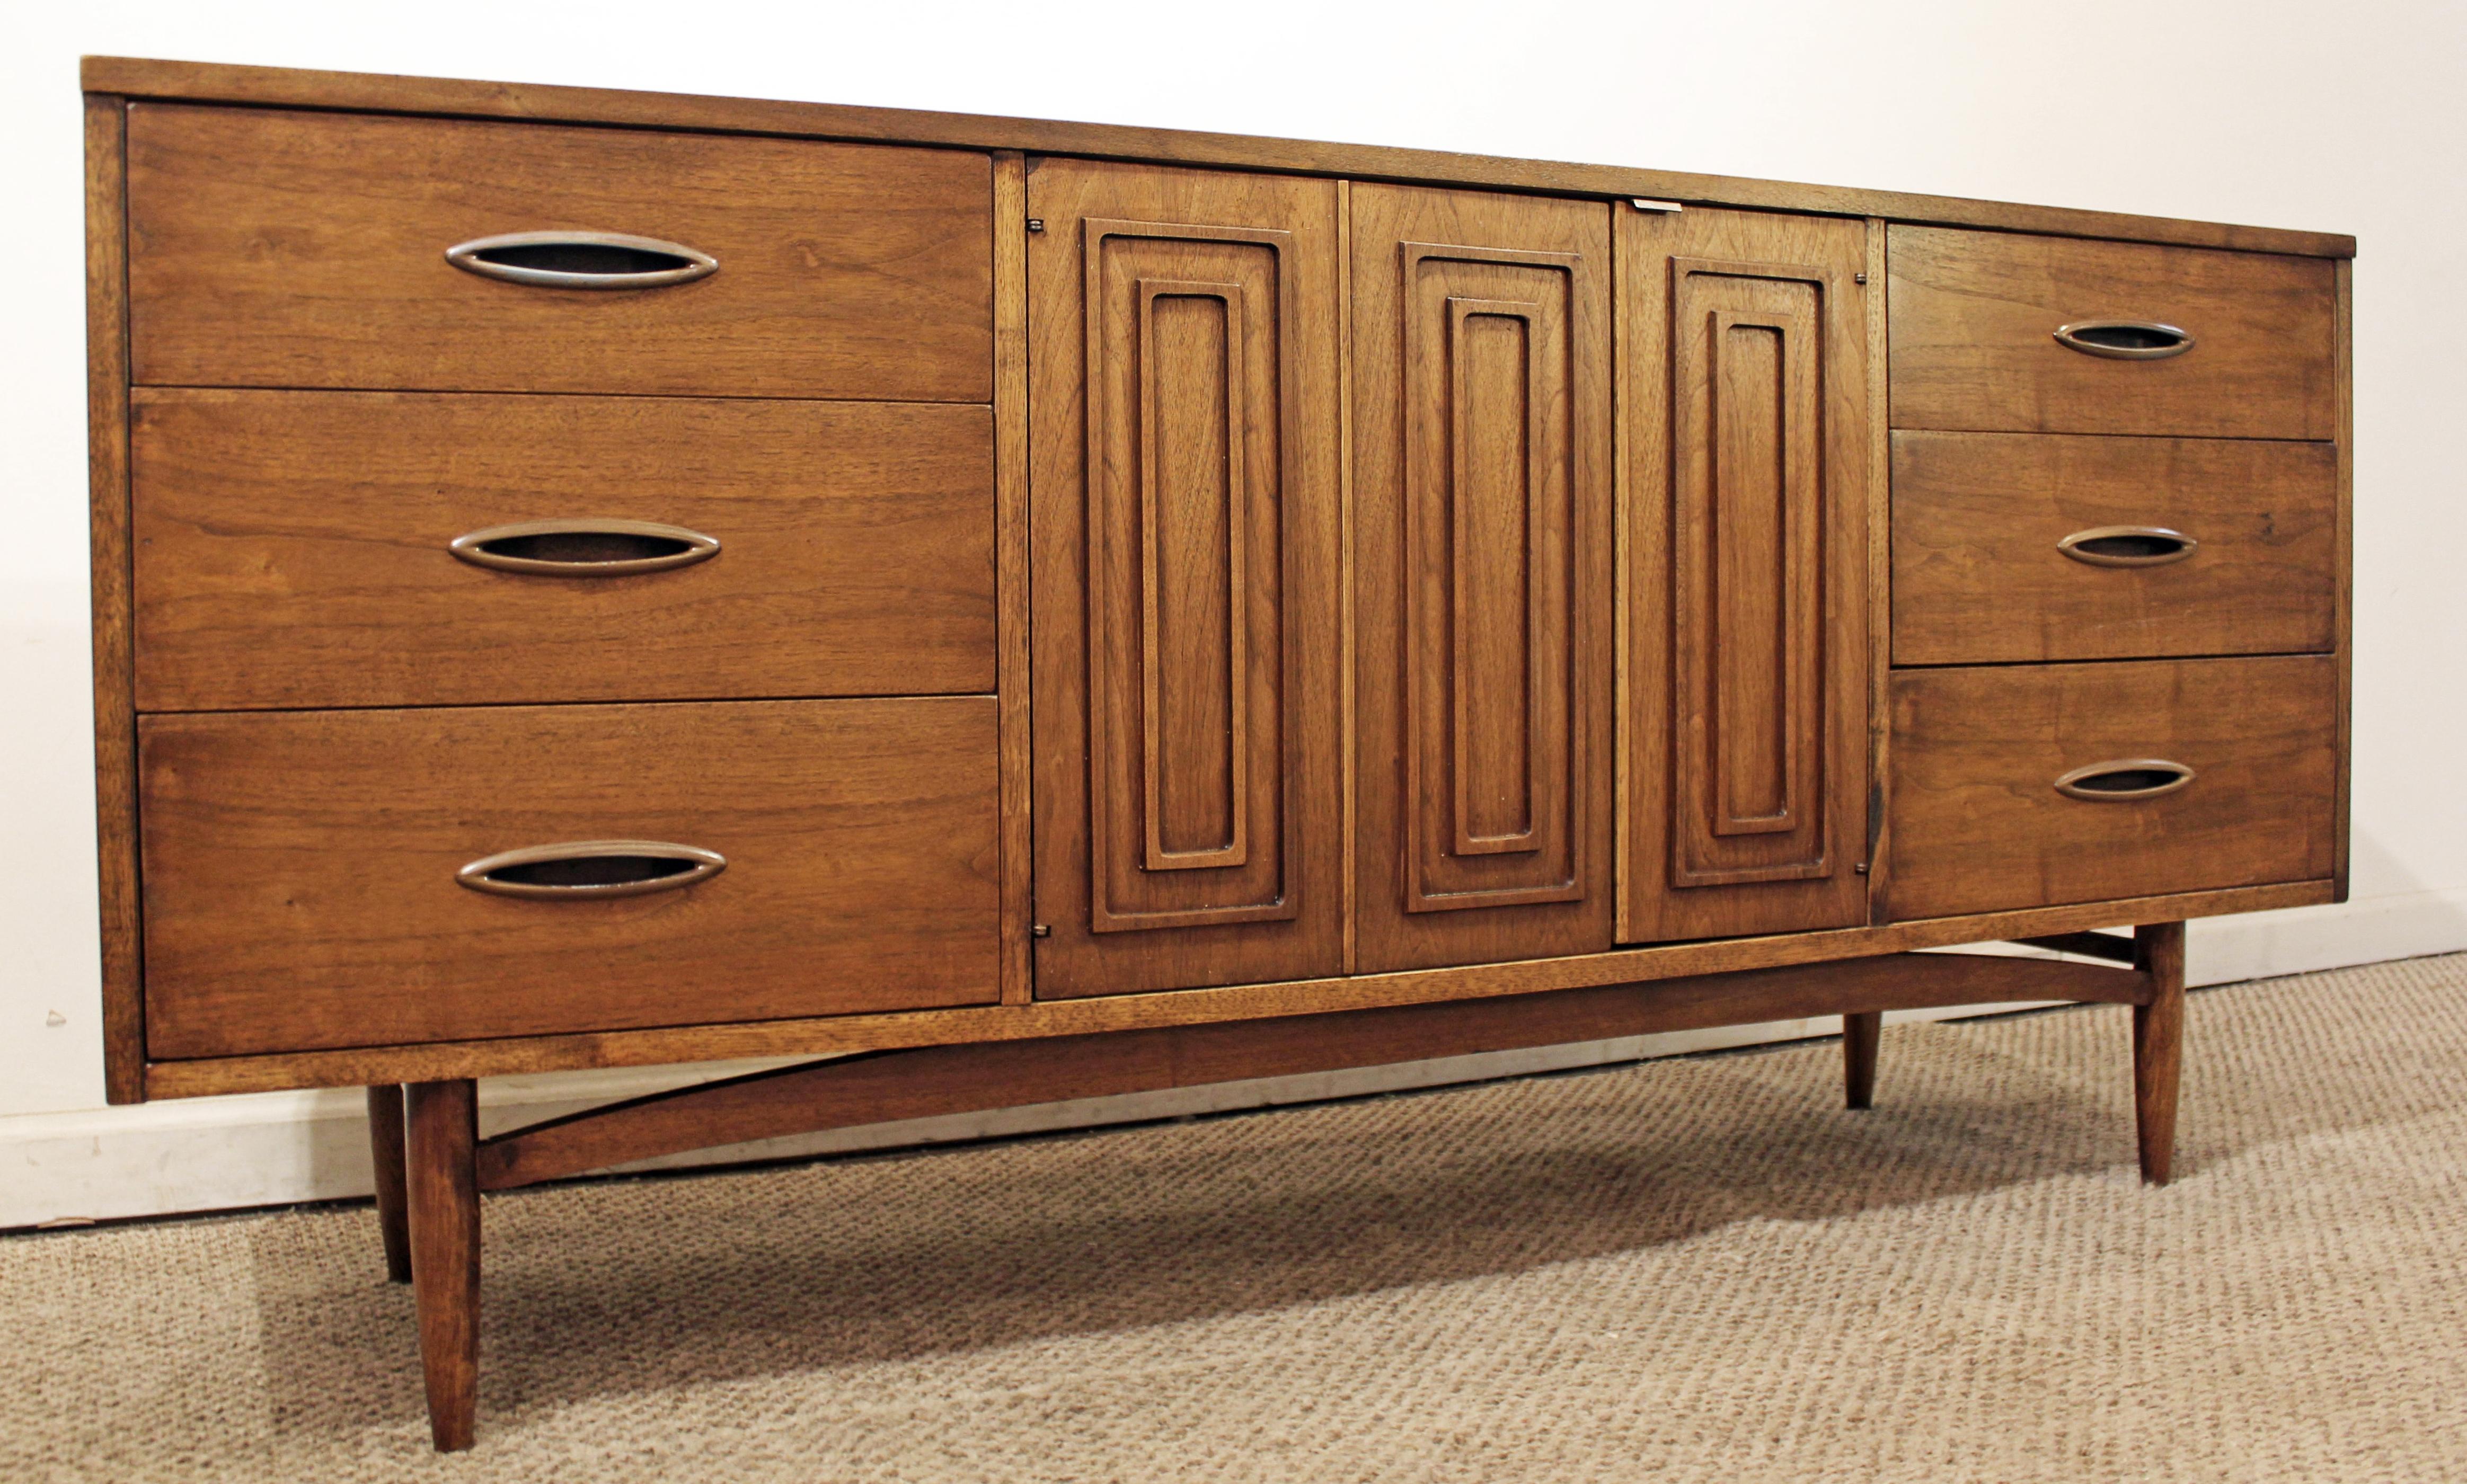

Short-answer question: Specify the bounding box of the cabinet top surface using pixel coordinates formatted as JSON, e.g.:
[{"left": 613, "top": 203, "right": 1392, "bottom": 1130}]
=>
[{"left": 82, "top": 56, "right": 2353, "bottom": 260}]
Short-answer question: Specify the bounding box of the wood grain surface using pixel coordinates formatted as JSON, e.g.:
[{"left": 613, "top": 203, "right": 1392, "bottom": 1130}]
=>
[
  {"left": 993, "top": 154, "right": 1034, "bottom": 1005},
  {"left": 1621, "top": 206, "right": 1872, "bottom": 943},
  {"left": 126, "top": 103, "right": 992, "bottom": 401},
  {"left": 1349, "top": 183, "right": 1615, "bottom": 972},
  {"left": 1891, "top": 431, "right": 2337, "bottom": 664},
  {"left": 84, "top": 56, "right": 2355, "bottom": 259},
  {"left": 82, "top": 60, "right": 2355, "bottom": 1116},
  {"left": 86, "top": 94, "right": 146, "bottom": 1104},
  {"left": 130, "top": 390, "right": 995, "bottom": 710},
  {"left": 1887, "top": 657, "right": 2338, "bottom": 920},
  {"left": 139, "top": 698, "right": 1001, "bottom": 1057},
  {"left": 405, "top": 1080, "right": 479, "bottom": 1451},
  {"left": 2333, "top": 259, "right": 2355, "bottom": 899},
  {"left": 1028, "top": 160, "right": 1347, "bottom": 996},
  {"left": 1888, "top": 226, "right": 2337, "bottom": 439},
  {"left": 473, "top": 948, "right": 2150, "bottom": 1190},
  {"left": 367, "top": 1085, "right": 411, "bottom": 1283},
  {"left": 2132, "top": 922, "right": 2187, "bottom": 1184},
  {"left": 140, "top": 880, "right": 2333, "bottom": 1099}
]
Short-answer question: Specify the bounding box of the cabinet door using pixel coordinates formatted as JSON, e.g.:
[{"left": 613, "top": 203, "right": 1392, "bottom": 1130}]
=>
[
  {"left": 1620, "top": 208, "right": 1873, "bottom": 941},
  {"left": 1028, "top": 160, "right": 1345, "bottom": 997},
  {"left": 1352, "top": 185, "right": 1615, "bottom": 972}
]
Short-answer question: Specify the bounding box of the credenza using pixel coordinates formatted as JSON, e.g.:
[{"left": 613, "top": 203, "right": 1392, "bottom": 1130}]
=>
[{"left": 79, "top": 56, "right": 2351, "bottom": 1451}]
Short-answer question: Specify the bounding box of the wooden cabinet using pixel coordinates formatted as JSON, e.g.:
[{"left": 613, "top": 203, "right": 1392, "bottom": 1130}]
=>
[
  {"left": 1349, "top": 184, "right": 1615, "bottom": 972},
  {"left": 1618, "top": 208, "right": 1874, "bottom": 941},
  {"left": 83, "top": 57, "right": 2353, "bottom": 1453},
  {"left": 1025, "top": 161, "right": 1346, "bottom": 997}
]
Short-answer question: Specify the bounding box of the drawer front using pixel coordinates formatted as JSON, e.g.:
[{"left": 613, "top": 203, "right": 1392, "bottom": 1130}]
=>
[
  {"left": 1887, "top": 226, "right": 2336, "bottom": 439},
  {"left": 1886, "top": 656, "right": 2336, "bottom": 920},
  {"left": 131, "top": 390, "right": 995, "bottom": 711},
  {"left": 1892, "top": 432, "right": 2337, "bottom": 665},
  {"left": 140, "top": 698, "right": 998, "bottom": 1058},
  {"left": 126, "top": 104, "right": 991, "bottom": 401}
]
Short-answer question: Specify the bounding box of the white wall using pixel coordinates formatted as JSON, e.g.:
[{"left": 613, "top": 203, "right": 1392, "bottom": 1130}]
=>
[{"left": 6, "top": 0, "right": 2462, "bottom": 1225}]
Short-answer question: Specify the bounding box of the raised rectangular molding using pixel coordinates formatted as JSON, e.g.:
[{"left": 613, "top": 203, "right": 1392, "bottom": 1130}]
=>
[
  {"left": 1083, "top": 219, "right": 1297, "bottom": 932},
  {"left": 1670, "top": 256, "right": 1832, "bottom": 886},
  {"left": 1400, "top": 242, "right": 1590, "bottom": 912}
]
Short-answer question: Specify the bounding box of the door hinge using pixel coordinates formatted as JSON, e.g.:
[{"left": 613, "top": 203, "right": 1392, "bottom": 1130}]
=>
[
  {"left": 1026, "top": 218, "right": 1045, "bottom": 234},
  {"left": 1030, "top": 923, "right": 1051, "bottom": 939}
]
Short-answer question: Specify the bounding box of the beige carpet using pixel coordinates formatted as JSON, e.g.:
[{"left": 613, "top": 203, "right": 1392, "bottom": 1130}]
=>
[{"left": 7, "top": 954, "right": 2466, "bottom": 1482}]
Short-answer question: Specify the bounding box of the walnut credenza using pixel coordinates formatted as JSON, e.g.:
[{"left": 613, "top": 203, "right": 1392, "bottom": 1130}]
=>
[{"left": 81, "top": 57, "right": 2351, "bottom": 1450}]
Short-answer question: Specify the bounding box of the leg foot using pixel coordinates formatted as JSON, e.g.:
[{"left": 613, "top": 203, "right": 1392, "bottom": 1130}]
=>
[
  {"left": 367, "top": 1086, "right": 411, "bottom": 1284},
  {"left": 1843, "top": 1011, "right": 1881, "bottom": 1110},
  {"left": 406, "top": 1080, "right": 480, "bottom": 1452},
  {"left": 2133, "top": 922, "right": 2187, "bottom": 1185}
]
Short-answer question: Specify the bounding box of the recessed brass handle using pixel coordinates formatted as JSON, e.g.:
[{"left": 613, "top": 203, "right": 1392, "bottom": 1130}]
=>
[
  {"left": 456, "top": 841, "right": 726, "bottom": 900},
  {"left": 445, "top": 230, "right": 719, "bottom": 290},
  {"left": 2056, "top": 526, "right": 2199, "bottom": 568},
  {"left": 2053, "top": 320, "right": 2195, "bottom": 360},
  {"left": 2054, "top": 759, "right": 2196, "bottom": 802},
  {"left": 448, "top": 519, "right": 720, "bottom": 577}
]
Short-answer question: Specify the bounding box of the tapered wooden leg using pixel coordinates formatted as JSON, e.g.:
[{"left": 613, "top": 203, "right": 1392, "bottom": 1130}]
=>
[
  {"left": 1843, "top": 1011, "right": 1881, "bottom": 1110},
  {"left": 367, "top": 1085, "right": 412, "bottom": 1284},
  {"left": 405, "top": 1080, "right": 480, "bottom": 1452},
  {"left": 2132, "top": 922, "right": 2187, "bottom": 1185}
]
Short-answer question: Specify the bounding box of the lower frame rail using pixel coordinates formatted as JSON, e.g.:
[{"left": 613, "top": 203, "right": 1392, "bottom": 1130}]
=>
[{"left": 474, "top": 948, "right": 2150, "bottom": 1192}]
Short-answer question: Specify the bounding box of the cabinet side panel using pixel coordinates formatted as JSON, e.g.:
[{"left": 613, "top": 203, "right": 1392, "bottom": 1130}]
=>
[
  {"left": 1620, "top": 207, "right": 1872, "bottom": 941},
  {"left": 87, "top": 93, "right": 143, "bottom": 1104},
  {"left": 2333, "top": 257, "right": 2353, "bottom": 900}
]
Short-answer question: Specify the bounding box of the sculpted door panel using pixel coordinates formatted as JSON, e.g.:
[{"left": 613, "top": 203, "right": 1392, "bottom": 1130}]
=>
[
  {"left": 1354, "top": 185, "right": 1615, "bottom": 973},
  {"left": 1621, "top": 208, "right": 1872, "bottom": 941},
  {"left": 1029, "top": 161, "right": 1343, "bottom": 996}
]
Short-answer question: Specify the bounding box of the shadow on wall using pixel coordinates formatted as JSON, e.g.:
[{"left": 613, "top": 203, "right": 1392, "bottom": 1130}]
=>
[{"left": 2192, "top": 828, "right": 2467, "bottom": 985}]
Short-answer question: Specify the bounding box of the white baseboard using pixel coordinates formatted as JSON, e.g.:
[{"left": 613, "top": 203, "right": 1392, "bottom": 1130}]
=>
[{"left": 7, "top": 887, "right": 2460, "bottom": 1231}]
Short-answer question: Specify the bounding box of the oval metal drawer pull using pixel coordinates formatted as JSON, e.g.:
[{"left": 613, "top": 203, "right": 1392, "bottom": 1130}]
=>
[
  {"left": 457, "top": 840, "right": 726, "bottom": 900},
  {"left": 445, "top": 230, "right": 719, "bottom": 290},
  {"left": 448, "top": 519, "right": 720, "bottom": 577},
  {"left": 2054, "top": 759, "right": 2196, "bottom": 802},
  {"left": 2053, "top": 319, "right": 2196, "bottom": 360},
  {"left": 2056, "top": 526, "right": 2199, "bottom": 568}
]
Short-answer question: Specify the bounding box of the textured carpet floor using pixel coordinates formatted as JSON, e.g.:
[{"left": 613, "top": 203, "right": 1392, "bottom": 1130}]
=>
[{"left": 6, "top": 954, "right": 2465, "bottom": 1482}]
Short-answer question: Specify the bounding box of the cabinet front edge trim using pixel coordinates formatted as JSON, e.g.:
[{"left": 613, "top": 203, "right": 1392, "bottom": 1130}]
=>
[
  {"left": 80, "top": 58, "right": 2353, "bottom": 260},
  {"left": 140, "top": 879, "right": 2333, "bottom": 1099}
]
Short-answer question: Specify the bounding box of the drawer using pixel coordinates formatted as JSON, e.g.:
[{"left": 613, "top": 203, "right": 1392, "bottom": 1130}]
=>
[
  {"left": 1891, "top": 432, "right": 2337, "bottom": 665},
  {"left": 139, "top": 698, "right": 998, "bottom": 1058},
  {"left": 130, "top": 390, "right": 995, "bottom": 711},
  {"left": 1885, "top": 656, "right": 2336, "bottom": 920},
  {"left": 1887, "top": 226, "right": 2336, "bottom": 439},
  {"left": 126, "top": 104, "right": 991, "bottom": 401}
]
